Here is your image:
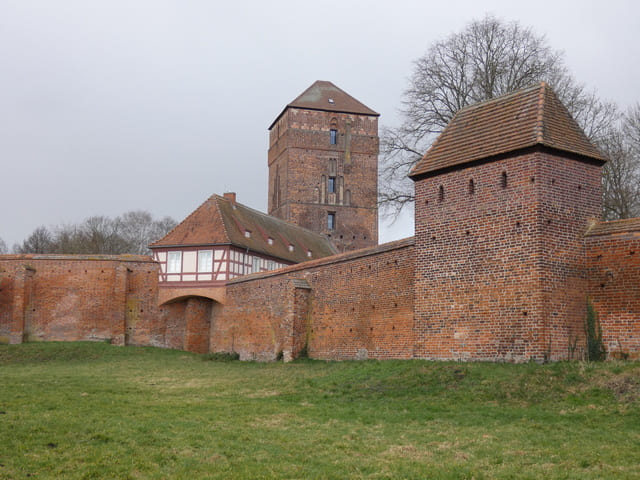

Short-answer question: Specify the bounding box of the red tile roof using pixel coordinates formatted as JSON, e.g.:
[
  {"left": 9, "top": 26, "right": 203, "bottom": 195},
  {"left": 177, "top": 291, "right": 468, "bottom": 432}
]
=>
[
  {"left": 149, "top": 194, "right": 337, "bottom": 263},
  {"left": 269, "top": 80, "right": 379, "bottom": 129},
  {"left": 410, "top": 82, "right": 607, "bottom": 179}
]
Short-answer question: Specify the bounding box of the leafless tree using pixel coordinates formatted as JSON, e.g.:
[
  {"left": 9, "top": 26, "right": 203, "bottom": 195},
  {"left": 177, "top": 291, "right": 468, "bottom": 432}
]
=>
[
  {"left": 13, "top": 211, "right": 176, "bottom": 255},
  {"left": 380, "top": 15, "right": 618, "bottom": 218},
  {"left": 0, "top": 237, "right": 7, "bottom": 254},
  {"left": 13, "top": 226, "right": 54, "bottom": 254},
  {"left": 601, "top": 104, "right": 640, "bottom": 219},
  {"left": 118, "top": 210, "right": 177, "bottom": 255}
]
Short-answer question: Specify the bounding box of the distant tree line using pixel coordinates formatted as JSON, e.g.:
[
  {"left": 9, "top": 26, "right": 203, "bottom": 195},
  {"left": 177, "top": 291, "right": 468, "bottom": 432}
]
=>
[{"left": 5, "top": 211, "right": 176, "bottom": 256}]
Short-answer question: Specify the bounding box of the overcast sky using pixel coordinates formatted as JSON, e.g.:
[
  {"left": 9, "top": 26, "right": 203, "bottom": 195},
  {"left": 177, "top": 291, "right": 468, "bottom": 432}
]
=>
[{"left": 1, "top": 0, "right": 638, "bottom": 248}]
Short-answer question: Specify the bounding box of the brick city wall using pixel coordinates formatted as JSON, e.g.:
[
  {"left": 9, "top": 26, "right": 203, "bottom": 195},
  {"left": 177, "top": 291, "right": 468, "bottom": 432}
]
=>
[
  {"left": 586, "top": 222, "right": 640, "bottom": 359},
  {"left": 413, "top": 150, "right": 602, "bottom": 362},
  {"left": 0, "top": 255, "right": 160, "bottom": 346},
  {"left": 213, "top": 238, "right": 414, "bottom": 361}
]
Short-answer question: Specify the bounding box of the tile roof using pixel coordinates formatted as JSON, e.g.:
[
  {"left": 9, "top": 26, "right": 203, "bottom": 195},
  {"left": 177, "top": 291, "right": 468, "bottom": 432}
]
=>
[
  {"left": 149, "top": 194, "right": 338, "bottom": 263},
  {"left": 409, "top": 82, "right": 607, "bottom": 179},
  {"left": 269, "top": 80, "right": 379, "bottom": 129},
  {"left": 585, "top": 217, "right": 640, "bottom": 237}
]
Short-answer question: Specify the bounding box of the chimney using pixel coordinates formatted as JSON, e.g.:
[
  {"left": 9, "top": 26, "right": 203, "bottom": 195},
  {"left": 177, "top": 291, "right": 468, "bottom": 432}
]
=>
[{"left": 223, "top": 192, "right": 236, "bottom": 204}]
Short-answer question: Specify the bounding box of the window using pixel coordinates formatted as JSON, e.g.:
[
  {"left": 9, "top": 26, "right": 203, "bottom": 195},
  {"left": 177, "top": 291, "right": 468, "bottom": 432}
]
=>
[
  {"left": 244, "top": 230, "right": 251, "bottom": 238},
  {"left": 330, "top": 129, "right": 337, "bottom": 145},
  {"left": 252, "top": 256, "right": 260, "bottom": 273},
  {"left": 328, "top": 176, "right": 336, "bottom": 193},
  {"left": 438, "top": 185, "right": 445, "bottom": 202},
  {"left": 469, "top": 179, "right": 475, "bottom": 195},
  {"left": 167, "top": 251, "right": 182, "bottom": 274},
  {"left": 198, "top": 250, "right": 213, "bottom": 272},
  {"left": 328, "top": 212, "right": 336, "bottom": 230},
  {"left": 501, "top": 171, "right": 508, "bottom": 188}
]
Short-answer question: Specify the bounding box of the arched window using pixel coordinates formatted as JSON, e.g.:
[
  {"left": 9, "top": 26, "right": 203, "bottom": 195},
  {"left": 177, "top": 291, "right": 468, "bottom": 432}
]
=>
[
  {"left": 501, "top": 171, "right": 508, "bottom": 188},
  {"left": 438, "top": 185, "right": 445, "bottom": 202}
]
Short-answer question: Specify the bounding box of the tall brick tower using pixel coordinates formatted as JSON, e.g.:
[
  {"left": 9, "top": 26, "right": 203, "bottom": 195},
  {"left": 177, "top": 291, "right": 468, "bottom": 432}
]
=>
[
  {"left": 409, "top": 83, "right": 607, "bottom": 362},
  {"left": 267, "top": 81, "right": 379, "bottom": 252}
]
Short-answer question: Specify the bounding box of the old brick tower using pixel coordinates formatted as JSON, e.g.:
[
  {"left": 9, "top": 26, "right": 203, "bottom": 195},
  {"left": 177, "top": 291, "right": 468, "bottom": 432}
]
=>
[
  {"left": 267, "top": 81, "right": 379, "bottom": 252},
  {"left": 409, "top": 82, "right": 607, "bottom": 362}
]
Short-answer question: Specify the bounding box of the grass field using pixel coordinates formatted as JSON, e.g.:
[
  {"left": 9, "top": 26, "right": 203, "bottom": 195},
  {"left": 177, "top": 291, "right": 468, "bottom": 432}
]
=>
[{"left": 0, "top": 342, "right": 639, "bottom": 479}]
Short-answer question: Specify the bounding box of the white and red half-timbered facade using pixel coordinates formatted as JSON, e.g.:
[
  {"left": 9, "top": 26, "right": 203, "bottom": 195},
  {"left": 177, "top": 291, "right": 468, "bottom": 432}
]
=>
[{"left": 149, "top": 192, "right": 337, "bottom": 295}]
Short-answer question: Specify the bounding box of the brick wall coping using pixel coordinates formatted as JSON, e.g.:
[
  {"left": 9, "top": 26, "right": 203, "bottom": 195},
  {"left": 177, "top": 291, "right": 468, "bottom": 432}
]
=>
[
  {"left": 585, "top": 217, "right": 640, "bottom": 237},
  {"left": 228, "top": 237, "right": 415, "bottom": 285},
  {"left": 0, "top": 254, "right": 155, "bottom": 263}
]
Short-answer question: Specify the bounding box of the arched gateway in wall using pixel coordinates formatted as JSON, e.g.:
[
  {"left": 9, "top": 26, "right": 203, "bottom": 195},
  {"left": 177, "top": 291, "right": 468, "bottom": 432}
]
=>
[{"left": 159, "top": 295, "right": 219, "bottom": 355}]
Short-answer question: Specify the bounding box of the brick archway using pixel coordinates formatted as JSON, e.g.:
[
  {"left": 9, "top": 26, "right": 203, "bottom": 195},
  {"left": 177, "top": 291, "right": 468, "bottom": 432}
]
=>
[{"left": 159, "top": 295, "right": 216, "bottom": 354}]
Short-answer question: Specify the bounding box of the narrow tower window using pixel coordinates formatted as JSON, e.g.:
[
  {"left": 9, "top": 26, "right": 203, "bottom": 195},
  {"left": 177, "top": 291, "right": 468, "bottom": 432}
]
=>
[
  {"left": 327, "top": 212, "right": 336, "bottom": 230},
  {"left": 328, "top": 176, "right": 336, "bottom": 193},
  {"left": 330, "top": 129, "right": 337, "bottom": 145},
  {"left": 438, "top": 185, "right": 445, "bottom": 202},
  {"left": 501, "top": 171, "right": 508, "bottom": 188},
  {"left": 469, "top": 179, "right": 475, "bottom": 195}
]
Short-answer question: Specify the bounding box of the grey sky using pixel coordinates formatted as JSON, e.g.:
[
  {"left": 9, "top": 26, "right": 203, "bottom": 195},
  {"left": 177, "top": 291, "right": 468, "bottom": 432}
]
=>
[{"left": 1, "top": 0, "right": 638, "bottom": 248}]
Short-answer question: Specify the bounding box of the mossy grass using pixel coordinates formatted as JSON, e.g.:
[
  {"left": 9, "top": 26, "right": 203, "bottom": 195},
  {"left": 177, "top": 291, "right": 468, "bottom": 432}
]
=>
[{"left": 1, "top": 342, "right": 638, "bottom": 479}]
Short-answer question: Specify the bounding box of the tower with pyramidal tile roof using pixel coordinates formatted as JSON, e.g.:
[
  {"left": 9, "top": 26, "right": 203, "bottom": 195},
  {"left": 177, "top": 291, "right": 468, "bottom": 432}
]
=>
[
  {"left": 267, "top": 81, "right": 379, "bottom": 252},
  {"left": 409, "top": 82, "right": 607, "bottom": 362}
]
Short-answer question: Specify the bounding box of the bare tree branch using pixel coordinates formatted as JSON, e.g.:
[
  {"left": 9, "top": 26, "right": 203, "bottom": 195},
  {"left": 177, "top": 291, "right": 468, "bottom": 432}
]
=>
[{"left": 380, "top": 14, "right": 630, "bottom": 220}]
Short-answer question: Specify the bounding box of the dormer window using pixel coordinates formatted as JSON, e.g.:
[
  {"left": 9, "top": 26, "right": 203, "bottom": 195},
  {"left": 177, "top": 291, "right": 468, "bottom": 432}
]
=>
[
  {"left": 244, "top": 230, "right": 251, "bottom": 238},
  {"left": 307, "top": 250, "right": 312, "bottom": 258},
  {"left": 288, "top": 244, "right": 294, "bottom": 252},
  {"left": 267, "top": 237, "right": 274, "bottom": 245}
]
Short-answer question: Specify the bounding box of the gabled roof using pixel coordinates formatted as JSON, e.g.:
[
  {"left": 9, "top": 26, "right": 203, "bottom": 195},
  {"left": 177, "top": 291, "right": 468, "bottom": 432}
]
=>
[
  {"left": 149, "top": 194, "right": 338, "bottom": 263},
  {"left": 269, "top": 80, "right": 379, "bottom": 129},
  {"left": 409, "top": 82, "right": 607, "bottom": 179}
]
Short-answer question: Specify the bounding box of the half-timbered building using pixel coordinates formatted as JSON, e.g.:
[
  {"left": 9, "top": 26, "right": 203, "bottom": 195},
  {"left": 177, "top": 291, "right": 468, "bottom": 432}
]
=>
[{"left": 149, "top": 192, "right": 337, "bottom": 293}]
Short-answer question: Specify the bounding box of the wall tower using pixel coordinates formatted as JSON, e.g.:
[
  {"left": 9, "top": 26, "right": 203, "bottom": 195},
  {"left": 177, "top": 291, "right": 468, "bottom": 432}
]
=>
[
  {"left": 409, "top": 83, "right": 606, "bottom": 362},
  {"left": 268, "top": 81, "right": 379, "bottom": 252}
]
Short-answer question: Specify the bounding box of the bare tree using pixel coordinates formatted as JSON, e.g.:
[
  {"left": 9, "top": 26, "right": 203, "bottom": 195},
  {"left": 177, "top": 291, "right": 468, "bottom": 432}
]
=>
[
  {"left": 0, "top": 237, "right": 7, "bottom": 254},
  {"left": 13, "top": 226, "right": 54, "bottom": 254},
  {"left": 13, "top": 211, "right": 177, "bottom": 255},
  {"left": 380, "top": 15, "right": 618, "bottom": 218},
  {"left": 601, "top": 103, "right": 640, "bottom": 220},
  {"left": 118, "top": 210, "right": 177, "bottom": 255}
]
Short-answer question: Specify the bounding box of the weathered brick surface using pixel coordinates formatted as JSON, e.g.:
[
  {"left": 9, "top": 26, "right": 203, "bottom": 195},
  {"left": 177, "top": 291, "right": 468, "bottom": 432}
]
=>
[
  {"left": 413, "top": 150, "right": 602, "bottom": 362},
  {"left": 0, "top": 255, "right": 159, "bottom": 345},
  {"left": 586, "top": 230, "right": 640, "bottom": 359},
  {"left": 213, "top": 239, "right": 414, "bottom": 360},
  {"left": 268, "top": 108, "right": 379, "bottom": 252}
]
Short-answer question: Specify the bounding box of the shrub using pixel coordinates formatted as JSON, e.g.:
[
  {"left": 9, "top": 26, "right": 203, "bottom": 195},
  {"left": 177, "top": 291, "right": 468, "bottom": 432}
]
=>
[{"left": 585, "top": 299, "right": 606, "bottom": 361}]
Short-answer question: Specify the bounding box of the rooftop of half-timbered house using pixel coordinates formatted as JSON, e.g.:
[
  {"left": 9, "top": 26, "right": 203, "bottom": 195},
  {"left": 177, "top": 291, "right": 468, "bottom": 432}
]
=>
[{"left": 150, "top": 192, "right": 338, "bottom": 263}]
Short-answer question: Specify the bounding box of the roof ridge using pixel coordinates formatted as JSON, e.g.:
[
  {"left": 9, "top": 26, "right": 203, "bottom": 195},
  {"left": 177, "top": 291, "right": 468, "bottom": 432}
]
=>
[
  {"left": 535, "top": 81, "right": 547, "bottom": 143},
  {"left": 213, "top": 195, "right": 231, "bottom": 242}
]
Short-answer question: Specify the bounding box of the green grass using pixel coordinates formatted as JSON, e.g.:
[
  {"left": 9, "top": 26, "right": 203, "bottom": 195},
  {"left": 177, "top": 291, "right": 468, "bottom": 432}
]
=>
[{"left": 1, "top": 343, "right": 639, "bottom": 479}]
